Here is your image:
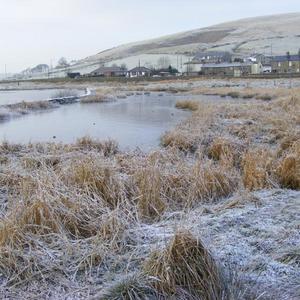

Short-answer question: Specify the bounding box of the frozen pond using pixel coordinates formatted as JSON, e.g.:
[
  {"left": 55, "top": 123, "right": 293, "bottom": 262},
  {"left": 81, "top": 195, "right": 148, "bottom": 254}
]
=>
[
  {"left": 0, "top": 93, "right": 192, "bottom": 151},
  {"left": 0, "top": 89, "right": 85, "bottom": 105},
  {"left": 0, "top": 93, "right": 223, "bottom": 151}
]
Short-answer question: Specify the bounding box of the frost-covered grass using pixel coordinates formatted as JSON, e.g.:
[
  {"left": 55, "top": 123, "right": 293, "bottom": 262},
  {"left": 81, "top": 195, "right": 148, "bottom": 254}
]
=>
[{"left": 0, "top": 82, "right": 299, "bottom": 299}]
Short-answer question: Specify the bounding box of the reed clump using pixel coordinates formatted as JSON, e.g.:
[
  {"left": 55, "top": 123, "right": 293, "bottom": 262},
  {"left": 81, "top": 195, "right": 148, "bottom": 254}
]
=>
[
  {"left": 7, "top": 100, "right": 53, "bottom": 111},
  {"left": 69, "top": 159, "right": 123, "bottom": 208},
  {"left": 161, "top": 131, "right": 196, "bottom": 152},
  {"left": 143, "top": 231, "right": 226, "bottom": 299},
  {"left": 76, "top": 136, "right": 118, "bottom": 156},
  {"left": 134, "top": 167, "right": 166, "bottom": 220},
  {"left": 276, "top": 140, "right": 300, "bottom": 189},
  {"left": 175, "top": 100, "right": 199, "bottom": 111},
  {"left": 242, "top": 149, "right": 275, "bottom": 190}
]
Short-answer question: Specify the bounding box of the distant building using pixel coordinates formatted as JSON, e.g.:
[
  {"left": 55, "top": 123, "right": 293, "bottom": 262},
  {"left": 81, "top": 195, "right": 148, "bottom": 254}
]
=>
[
  {"left": 192, "top": 51, "right": 232, "bottom": 64},
  {"left": 262, "top": 65, "right": 272, "bottom": 73},
  {"left": 67, "top": 72, "right": 81, "bottom": 79},
  {"left": 184, "top": 51, "right": 232, "bottom": 75},
  {"left": 271, "top": 55, "right": 300, "bottom": 73},
  {"left": 126, "top": 67, "right": 152, "bottom": 78},
  {"left": 201, "top": 62, "right": 262, "bottom": 77},
  {"left": 152, "top": 67, "right": 178, "bottom": 77},
  {"left": 90, "top": 66, "right": 127, "bottom": 77}
]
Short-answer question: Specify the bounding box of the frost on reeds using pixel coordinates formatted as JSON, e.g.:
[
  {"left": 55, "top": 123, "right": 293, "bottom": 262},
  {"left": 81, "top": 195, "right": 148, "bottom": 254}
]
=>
[
  {"left": 0, "top": 166, "right": 128, "bottom": 283},
  {"left": 143, "top": 231, "right": 228, "bottom": 299},
  {"left": 276, "top": 140, "right": 300, "bottom": 189},
  {"left": 7, "top": 100, "right": 54, "bottom": 112},
  {"left": 76, "top": 136, "right": 119, "bottom": 156},
  {"left": 0, "top": 86, "right": 299, "bottom": 297},
  {"left": 161, "top": 131, "right": 196, "bottom": 152},
  {"left": 134, "top": 167, "right": 166, "bottom": 220},
  {"left": 242, "top": 149, "right": 275, "bottom": 191},
  {"left": 68, "top": 158, "right": 125, "bottom": 209},
  {"left": 97, "top": 273, "right": 158, "bottom": 300}
]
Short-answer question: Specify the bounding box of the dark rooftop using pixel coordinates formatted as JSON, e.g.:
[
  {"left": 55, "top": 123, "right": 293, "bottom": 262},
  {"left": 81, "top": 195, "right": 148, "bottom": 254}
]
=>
[{"left": 271, "top": 55, "right": 300, "bottom": 62}]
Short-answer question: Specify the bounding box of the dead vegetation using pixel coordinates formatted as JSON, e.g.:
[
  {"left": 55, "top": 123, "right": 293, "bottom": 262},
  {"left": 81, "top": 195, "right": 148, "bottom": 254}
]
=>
[
  {"left": 6, "top": 100, "right": 54, "bottom": 112},
  {"left": 175, "top": 100, "right": 199, "bottom": 111},
  {"left": 0, "top": 83, "right": 299, "bottom": 299},
  {"left": 143, "top": 231, "right": 229, "bottom": 299}
]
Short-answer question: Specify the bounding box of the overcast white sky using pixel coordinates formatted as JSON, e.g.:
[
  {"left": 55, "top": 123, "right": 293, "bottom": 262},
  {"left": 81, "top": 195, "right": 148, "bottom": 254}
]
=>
[{"left": 1, "top": 0, "right": 300, "bottom": 72}]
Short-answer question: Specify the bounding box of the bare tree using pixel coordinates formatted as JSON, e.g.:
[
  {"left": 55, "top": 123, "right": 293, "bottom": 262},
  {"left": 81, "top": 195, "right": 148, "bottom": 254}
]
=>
[
  {"left": 120, "top": 63, "right": 127, "bottom": 70},
  {"left": 56, "top": 57, "right": 69, "bottom": 68}
]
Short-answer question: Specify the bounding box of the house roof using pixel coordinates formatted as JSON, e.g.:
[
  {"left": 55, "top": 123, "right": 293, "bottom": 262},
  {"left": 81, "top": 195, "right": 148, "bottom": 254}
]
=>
[
  {"left": 128, "top": 67, "right": 151, "bottom": 73},
  {"left": 201, "top": 62, "right": 253, "bottom": 68},
  {"left": 271, "top": 55, "right": 300, "bottom": 62},
  {"left": 193, "top": 51, "right": 231, "bottom": 59}
]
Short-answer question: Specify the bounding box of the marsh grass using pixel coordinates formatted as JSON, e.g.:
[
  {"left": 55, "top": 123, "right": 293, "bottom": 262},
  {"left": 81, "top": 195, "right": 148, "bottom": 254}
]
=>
[
  {"left": 143, "top": 231, "right": 228, "bottom": 299},
  {"left": 0, "top": 84, "right": 299, "bottom": 298},
  {"left": 175, "top": 100, "right": 199, "bottom": 111},
  {"left": 76, "top": 136, "right": 118, "bottom": 156},
  {"left": 80, "top": 95, "right": 111, "bottom": 103},
  {"left": 7, "top": 100, "right": 54, "bottom": 112}
]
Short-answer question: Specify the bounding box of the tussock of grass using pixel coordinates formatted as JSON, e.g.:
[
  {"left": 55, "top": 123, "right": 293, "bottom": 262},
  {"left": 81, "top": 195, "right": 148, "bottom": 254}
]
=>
[
  {"left": 161, "top": 131, "right": 196, "bottom": 152},
  {"left": 135, "top": 167, "right": 166, "bottom": 220},
  {"left": 188, "top": 162, "right": 238, "bottom": 204},
  {"left": 69, "top": 159, "right": 124, "bottom": 208},
  {"left": 76, "top": 136, "right": 118, "bottom": 156},
  {"left": 143, "top": 231, "right": 227, "bottom": 299},
  {"left": 242, "top": 149, "right": 275, "bottom": 190},
  {"left": 208, "top": 137, "right": 244, "bottom": 167},
  {"left": 175, "top": 100, "right": 199, "bottom": 111},
  {"left": 96, "top": 274, "right": 158, "bottom": 300},
  {"left": 276, "top": 141, "right": 300, "bottom": 189}
]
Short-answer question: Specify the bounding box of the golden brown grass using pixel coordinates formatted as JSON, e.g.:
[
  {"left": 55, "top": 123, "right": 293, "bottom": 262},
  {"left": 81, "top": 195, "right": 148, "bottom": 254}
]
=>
[
  {"left": 276, "top": 140, "right": 300, "bottom": 189},
  {"left": 7, "top": 100, "right": 53, "bottom": 111},
  {"left": 144, "top": 231, "right": 226, "bottom": 299},
  {"left": 161, "top": 131, "right": 196, "bottom": 152},
  {"left": 242, "top": 149, "right": 275, "bottom": 191},
  {"left": 135, "top": 167, "right": 166, "bottom": 220},
  {"left": 0, "top": 83, "right": 299, "bottom": 297},
  {"left": 175, "top": 100, "right": 199, "bottom": 111},
  {"left": 76, "top": 136, "right": 118, "bottom": 156}
]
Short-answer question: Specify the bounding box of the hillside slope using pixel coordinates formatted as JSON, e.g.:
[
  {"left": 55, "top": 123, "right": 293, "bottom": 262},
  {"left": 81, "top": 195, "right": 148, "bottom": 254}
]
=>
[
  {"left": 23, "top": 12, "right": 300, "bottom": 78},
  {"left": 83, "top": 13, "right": 300, "bottom": 63}
]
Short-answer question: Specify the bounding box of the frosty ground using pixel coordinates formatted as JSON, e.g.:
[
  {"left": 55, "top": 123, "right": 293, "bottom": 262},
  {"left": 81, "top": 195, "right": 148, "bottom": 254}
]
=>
[{"left": 0, "top": 77, "right": 299, "bottom": 299}]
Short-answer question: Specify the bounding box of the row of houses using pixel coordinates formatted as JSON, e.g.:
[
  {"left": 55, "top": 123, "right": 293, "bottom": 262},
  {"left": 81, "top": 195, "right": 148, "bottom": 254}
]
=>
[
  {"left": 89, "top": 66, "right": 152, "bottom": 78},
  {"left": 67, "top": 52, "right": 300, "bottom": 79},
  {"left": 184, "top": 52, "right": 300, "bottom": 76}
]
